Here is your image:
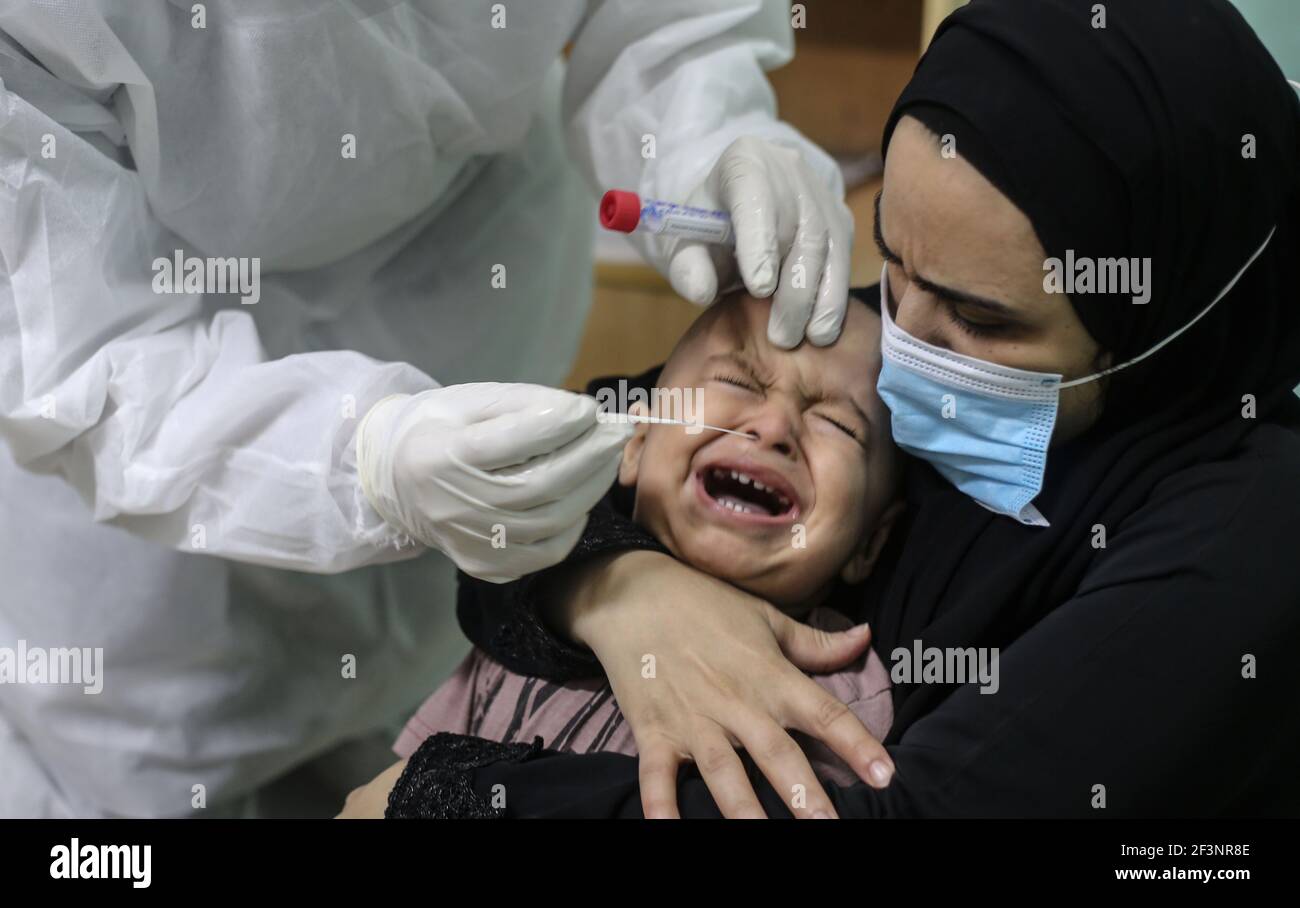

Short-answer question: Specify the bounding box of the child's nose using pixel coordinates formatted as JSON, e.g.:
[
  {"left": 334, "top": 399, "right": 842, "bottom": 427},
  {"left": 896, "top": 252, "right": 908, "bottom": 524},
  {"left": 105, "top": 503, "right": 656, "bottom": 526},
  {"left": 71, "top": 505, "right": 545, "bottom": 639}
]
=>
[{"left": 738, "top": 400, "right": 801, "bottom": 459}]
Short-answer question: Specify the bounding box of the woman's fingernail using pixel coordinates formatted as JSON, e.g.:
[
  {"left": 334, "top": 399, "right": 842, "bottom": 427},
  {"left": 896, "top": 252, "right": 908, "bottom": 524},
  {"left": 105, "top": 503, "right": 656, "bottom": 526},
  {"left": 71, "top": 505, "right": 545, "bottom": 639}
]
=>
[
  {"left": 811, "top": 810, "right": 833, "bottom": 820},
  {"left": 869, "top": 760, "right": 893, "bottom": 787},
  {"left": 851, "top": 623, "right": 872, "bottom": 637}
]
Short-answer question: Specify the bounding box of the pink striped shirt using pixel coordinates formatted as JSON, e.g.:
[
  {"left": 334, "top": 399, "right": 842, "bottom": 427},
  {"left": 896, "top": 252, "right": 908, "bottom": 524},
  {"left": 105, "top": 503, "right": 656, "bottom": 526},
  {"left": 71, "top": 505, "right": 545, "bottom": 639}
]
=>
[{"left": 395, "top": 606, "right": 892, "bottom": 787}]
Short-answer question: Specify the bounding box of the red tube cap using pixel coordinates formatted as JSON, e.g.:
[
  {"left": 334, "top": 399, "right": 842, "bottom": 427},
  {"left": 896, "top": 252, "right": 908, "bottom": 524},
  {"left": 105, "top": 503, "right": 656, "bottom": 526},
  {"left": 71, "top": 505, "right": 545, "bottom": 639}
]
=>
[{"left": 599, "top": 189, "right": 641, "bottom": 233}]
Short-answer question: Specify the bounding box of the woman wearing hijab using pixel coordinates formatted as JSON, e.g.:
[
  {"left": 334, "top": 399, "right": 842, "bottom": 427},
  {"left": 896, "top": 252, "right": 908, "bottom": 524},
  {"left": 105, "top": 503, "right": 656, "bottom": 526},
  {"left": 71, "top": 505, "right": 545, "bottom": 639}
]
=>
[{"left": 382, "top": 0, "right": 1300, "bottom": 818}]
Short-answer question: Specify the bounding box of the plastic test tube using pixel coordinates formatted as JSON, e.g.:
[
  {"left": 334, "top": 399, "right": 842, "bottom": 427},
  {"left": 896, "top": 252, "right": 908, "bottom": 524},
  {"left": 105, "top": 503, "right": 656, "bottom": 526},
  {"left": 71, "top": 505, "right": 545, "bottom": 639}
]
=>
[{"left": 600, "top": 190, "right": 734, "bottom": 246}]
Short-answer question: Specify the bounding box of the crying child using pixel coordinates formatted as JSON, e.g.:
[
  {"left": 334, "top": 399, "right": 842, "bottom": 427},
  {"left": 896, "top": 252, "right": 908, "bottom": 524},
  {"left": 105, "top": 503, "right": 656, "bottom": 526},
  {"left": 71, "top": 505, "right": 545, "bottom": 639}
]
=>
[{"left": 362, "top": 290, "right": 904, "bottom": 811}]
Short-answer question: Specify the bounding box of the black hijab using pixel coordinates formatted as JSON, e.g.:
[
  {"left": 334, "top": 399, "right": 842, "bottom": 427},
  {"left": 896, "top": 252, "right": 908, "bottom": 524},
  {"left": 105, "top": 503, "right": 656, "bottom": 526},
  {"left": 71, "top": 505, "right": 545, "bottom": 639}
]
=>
[{"left": 861, "top": 0, "right": 1300, "bottom": 742}]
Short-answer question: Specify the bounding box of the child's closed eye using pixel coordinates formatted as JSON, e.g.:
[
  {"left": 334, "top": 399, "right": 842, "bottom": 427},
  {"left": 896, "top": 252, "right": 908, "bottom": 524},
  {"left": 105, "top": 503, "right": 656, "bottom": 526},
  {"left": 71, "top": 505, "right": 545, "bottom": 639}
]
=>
[
  {"left": 713, "top": 372, "right": 761, "bottom": 393},
  {"left": 817, "top": 413, "right": 861, "bottom": 442}
]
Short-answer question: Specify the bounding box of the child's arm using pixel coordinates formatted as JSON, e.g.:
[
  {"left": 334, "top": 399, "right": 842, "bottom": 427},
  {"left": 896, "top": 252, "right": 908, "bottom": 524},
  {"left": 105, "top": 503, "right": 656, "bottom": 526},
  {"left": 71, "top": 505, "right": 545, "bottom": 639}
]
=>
[{"left": 335, "top": 760, "right": 407, "bottom": 820}]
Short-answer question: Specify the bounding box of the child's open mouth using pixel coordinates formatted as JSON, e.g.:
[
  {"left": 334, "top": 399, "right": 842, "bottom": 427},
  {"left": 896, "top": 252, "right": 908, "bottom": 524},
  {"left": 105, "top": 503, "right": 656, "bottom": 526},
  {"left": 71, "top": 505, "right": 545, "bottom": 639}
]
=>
[{"left": 695, "top": 464, "right": 801, "bottom": 524}]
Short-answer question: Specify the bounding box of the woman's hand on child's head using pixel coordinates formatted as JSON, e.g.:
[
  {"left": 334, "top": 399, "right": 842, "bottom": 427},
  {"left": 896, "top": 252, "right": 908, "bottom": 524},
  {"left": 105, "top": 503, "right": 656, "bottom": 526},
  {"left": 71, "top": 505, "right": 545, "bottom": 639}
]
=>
[{"left": 569, "top": 551, "right": 895, "bottom": 818}]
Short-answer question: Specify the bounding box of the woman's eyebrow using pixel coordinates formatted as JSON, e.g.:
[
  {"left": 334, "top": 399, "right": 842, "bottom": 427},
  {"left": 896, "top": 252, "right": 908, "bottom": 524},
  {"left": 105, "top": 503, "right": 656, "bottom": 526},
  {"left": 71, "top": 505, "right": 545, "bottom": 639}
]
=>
[
  {"left": 912, "top": 275, "right": 1017, "bottom": 317},
  {"left": 873, "top": 191, "right": 1018, "bottom": 318},
  {"left": 872, "top": 191, "right": 902, "bottom": 265}
]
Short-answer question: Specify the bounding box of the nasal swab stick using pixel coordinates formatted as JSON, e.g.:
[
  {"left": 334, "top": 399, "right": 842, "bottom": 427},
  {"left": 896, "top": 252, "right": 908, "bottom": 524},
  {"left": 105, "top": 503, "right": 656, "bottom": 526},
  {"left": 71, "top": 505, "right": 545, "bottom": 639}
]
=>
[
  {"left": 599, "top": 411, "right": 757, "bottom": 440},
  {"left": 630, "top": 414, "right": 757, "bottom": 439}
]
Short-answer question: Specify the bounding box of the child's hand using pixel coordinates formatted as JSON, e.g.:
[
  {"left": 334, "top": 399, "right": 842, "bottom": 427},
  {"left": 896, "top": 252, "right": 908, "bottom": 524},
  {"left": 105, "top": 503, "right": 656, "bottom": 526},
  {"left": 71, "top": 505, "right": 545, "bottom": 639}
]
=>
[{"left": 336, "top": 759, "right": 408, "bottom": 819}]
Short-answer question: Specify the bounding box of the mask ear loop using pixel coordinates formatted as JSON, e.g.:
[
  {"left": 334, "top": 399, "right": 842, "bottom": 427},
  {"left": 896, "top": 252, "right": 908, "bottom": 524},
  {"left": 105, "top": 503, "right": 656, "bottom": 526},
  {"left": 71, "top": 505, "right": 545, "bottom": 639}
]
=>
[{"left": 1060, "top": 225, "right": 1277, "bottom": 389}]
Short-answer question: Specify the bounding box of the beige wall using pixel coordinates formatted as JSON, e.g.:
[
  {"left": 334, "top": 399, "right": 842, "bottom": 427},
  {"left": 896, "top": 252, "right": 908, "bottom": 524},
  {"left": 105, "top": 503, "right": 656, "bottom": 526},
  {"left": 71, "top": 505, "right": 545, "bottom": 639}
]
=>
[{"left": 922, "top": 0, "right": 968, "bottom": 48}]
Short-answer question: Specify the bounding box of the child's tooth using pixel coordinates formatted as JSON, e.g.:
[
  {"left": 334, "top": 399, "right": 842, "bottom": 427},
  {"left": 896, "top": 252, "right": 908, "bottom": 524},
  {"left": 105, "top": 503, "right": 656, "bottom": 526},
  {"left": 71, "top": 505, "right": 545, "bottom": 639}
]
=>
[
  {"left": 738, "top": 473, "right": 751, "bottom": 485},
  {"left": 753, "top": 480, "right": 766, "bottom": 492},
  {"left": 730, "top": 470, "right": 739, "bottom": 480}
]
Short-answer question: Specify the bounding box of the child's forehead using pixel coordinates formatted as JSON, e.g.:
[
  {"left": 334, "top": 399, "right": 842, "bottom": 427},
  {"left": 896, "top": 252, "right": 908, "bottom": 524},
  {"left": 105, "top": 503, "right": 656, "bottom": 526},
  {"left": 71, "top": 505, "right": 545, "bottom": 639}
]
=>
[{"left": 677, "top": 294, "right": 882, "bottom": 388}]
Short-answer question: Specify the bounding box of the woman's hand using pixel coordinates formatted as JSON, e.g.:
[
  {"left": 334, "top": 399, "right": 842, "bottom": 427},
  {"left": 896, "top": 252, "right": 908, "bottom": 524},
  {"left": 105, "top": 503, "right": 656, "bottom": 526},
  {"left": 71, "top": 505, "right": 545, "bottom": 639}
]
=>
[
  {"left": 547, "top": 551, "right": 896, "bottom": 819},
  {"left": 335, "top": 759, "right": 407, "bottom": 819}
]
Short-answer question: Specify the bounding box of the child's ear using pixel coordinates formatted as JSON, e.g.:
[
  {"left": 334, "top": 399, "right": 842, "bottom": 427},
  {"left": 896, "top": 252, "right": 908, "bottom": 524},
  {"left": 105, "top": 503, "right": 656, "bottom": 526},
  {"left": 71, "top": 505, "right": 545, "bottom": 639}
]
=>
[
  {"left": 617, "top": 403, "right": 650, "bottom": 487},
  {"left": 840, "top": 499, "right": 906, "bottom": 586}
]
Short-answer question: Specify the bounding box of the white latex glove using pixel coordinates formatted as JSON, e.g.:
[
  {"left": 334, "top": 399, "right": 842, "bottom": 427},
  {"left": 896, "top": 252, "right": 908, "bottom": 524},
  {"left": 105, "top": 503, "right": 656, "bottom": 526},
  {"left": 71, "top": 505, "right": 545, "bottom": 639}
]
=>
[
  {"left": 668, "top": 137, "right": 854, "bottom": 349},
  {"left": 356, "top": 384, "right": 633, "bottom": 583}
]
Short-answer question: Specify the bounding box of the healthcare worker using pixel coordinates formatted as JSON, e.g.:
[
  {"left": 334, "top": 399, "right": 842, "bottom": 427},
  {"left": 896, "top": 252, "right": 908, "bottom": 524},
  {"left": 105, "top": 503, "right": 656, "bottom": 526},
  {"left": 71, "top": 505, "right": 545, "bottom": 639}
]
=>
[{"left": 0, "top": 0, "right": 852, "bottom": 817}]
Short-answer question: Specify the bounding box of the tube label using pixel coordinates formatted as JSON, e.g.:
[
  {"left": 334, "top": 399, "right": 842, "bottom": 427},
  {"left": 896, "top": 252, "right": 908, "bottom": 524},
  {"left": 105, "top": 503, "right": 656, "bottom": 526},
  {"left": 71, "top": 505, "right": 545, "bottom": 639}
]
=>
[{"left": 641, "top": 199, "right": 734, "bottom": 245}]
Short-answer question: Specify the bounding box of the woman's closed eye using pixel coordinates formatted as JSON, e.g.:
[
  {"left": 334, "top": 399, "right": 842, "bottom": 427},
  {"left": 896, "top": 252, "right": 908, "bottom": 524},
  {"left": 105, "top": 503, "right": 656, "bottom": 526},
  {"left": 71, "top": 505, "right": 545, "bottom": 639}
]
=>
[{"left": 945, "top": 301, "right": 1011, "bottom": 339}]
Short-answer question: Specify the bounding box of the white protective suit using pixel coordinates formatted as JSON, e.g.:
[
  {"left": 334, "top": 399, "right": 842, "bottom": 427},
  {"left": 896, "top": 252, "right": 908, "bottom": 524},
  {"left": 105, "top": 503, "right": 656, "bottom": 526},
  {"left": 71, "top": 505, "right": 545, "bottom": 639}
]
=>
[{"left": 0, "top": 0, "right": 843, "bottom": 816}]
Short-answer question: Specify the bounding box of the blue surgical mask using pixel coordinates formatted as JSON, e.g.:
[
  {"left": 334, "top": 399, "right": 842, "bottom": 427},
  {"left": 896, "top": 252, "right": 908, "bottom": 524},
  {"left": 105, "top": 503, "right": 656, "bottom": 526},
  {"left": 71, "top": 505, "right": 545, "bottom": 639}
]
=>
[{"left": 875, "top": 228, "right": 1275, "bottom": 526}]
